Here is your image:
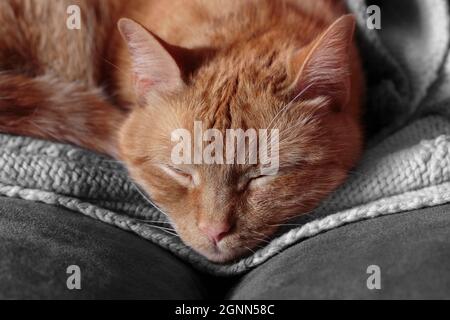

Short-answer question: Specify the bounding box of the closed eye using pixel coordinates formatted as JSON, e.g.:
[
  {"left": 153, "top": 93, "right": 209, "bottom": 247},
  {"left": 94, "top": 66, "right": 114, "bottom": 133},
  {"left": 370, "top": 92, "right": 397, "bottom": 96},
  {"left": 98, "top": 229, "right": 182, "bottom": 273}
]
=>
[
  {"left": 159, "top": 164, "right": 194, "bottom": 187},
  {"left": 247, "top": 175, "right": 276, "bottom": 189}
]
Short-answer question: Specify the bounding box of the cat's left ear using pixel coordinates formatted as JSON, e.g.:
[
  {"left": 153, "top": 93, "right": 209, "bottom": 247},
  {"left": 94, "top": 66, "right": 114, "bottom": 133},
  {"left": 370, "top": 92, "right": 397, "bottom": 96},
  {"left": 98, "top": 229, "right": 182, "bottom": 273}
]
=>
[
  {"left": 289, "top": 15, "right": 356, "bottom": 109},
  {"left": 118, "top": 18, "right": 185, "bottom": 105}
]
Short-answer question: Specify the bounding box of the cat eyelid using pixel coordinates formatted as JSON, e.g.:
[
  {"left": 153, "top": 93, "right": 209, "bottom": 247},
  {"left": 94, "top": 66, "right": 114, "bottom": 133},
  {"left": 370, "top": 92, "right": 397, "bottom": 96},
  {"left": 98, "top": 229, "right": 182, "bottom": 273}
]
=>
[
  {"left": 167, "top": 164, "right": 189, "bottom": 175},
  {"left": 248, "top": 167, "right": 278, "bottom": 179},
  {"left": 240, "top": 170, "right": 277, "bottom": 190},
  {"left": 159, "top": 164, "right": 198, "bottom": 187},
  {"left": 247, "top": 174, "right": 276, "bottom": 189},
  {"left": 250, "top": 173, "right": 276, "bottom": 181}
]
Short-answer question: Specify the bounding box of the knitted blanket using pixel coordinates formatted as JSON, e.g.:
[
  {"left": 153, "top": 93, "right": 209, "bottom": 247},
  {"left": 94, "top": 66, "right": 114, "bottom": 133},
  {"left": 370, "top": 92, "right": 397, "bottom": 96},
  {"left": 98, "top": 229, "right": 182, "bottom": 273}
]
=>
[{"left": 1, "top": 0, "right": 450, "bottom": 275}]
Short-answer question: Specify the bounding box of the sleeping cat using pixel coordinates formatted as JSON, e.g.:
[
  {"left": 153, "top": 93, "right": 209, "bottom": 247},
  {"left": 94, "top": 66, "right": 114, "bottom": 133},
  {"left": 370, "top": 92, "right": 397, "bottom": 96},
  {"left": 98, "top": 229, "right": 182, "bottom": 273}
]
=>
[{"left": 0, "top": 0, "right": 364, "bottom": 263}]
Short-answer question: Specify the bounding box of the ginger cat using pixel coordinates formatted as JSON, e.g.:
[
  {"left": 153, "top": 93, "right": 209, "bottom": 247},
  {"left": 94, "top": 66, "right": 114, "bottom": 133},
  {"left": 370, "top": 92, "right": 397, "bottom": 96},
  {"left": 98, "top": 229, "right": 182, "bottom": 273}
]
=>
[{"left": 0, "top": 0, "right": 364, "bottom": 263}]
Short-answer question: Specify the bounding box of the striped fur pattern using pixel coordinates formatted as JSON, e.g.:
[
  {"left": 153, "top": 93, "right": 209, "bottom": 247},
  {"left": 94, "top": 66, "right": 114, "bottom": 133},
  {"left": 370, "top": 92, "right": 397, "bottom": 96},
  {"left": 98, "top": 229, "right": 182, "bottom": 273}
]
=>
[{"left": 0, "top": 0, "right": 364, "bottom": 262}]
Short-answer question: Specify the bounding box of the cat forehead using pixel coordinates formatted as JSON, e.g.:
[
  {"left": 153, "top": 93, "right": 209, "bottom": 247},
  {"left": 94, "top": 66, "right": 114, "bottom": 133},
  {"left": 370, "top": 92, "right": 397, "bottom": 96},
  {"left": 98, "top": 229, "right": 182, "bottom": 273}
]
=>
[
  {"left": 172, "top": 91, "right": 326, "bottom": 129},
  {"left": 190, "top": 47, "right": 288, "bottom": 92}
]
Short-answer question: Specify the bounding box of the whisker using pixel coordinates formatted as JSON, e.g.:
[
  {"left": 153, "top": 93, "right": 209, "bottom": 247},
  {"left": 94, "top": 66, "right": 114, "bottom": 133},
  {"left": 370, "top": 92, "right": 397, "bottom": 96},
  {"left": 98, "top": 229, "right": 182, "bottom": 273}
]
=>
[
  {"left": 251, "top": 230, "right": 270, "bottom": 238},
  {"left": 161, "top": 229, "right": 178, "bottom": 235},
  {"left": 252, "top": 236, "right": 271, "bottom": 244},
  {"left": 282, "top": 115, "right": 320, "bottom": 133},
  {"left": 267, "top": 83, "right": 314, "bottom": 130},
  {"left": 146, "top": 224, "right": 179, "bottom": 236},
  {"left": 149, "top": 225, "right": 176, "bottom": 232},
  {"left": 269, "top": 223, "right": 304, "bottom": 227},
  {"left": 281, "top": 209, "right": 316, "bottom": 221},
  {"left": 133, "top": 218, "right": 172, "bottom": 225},
  {"left": 163, "top": 230, "right": 180, "bottom": 237},
  {"left": 131, "top": 181, "right": 170, "bottom": 218},
  {"left": 102, "top": 57, "right": 127, "bottom": 76},
  {"left": 244, "top": 246, "right": 256, "bottom": 254}
]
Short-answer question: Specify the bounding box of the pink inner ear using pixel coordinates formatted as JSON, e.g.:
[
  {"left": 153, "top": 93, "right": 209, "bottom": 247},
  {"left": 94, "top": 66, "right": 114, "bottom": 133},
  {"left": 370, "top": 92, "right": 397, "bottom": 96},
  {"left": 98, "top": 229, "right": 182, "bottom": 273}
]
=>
[
  {"left": 133, "top": 73, "right": 164, "bottom": 106},
  {"left": 134, "top": 74, "right": 158, "bottom": 95},
  {"left": 291, "top": 15, "right": 356, "bottom": 107},
  {"left": 118, "top": 18, "right": 184, "bottom": 104}
]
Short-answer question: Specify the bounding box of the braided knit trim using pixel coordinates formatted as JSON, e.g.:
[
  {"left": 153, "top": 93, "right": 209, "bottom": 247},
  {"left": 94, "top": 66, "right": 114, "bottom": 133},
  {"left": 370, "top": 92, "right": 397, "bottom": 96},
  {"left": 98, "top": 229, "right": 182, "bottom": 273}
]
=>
[{"left": 1, "top": 181, "right": 449, "bottom": 276}]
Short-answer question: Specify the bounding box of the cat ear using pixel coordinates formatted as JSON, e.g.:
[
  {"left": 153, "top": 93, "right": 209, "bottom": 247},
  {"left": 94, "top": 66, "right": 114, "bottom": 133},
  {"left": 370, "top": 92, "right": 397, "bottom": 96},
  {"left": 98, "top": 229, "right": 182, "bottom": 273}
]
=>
[
  {"left": 118, "top": 18, "right": 184, "bottom": 105},
  {"left": 290, "top": 15, "right": 356, "bottom": 108}
]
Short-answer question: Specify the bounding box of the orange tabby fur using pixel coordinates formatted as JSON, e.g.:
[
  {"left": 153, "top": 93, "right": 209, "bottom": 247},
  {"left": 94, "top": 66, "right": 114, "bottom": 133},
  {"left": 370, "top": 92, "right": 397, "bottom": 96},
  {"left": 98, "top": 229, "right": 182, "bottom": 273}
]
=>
[{"left": 0, "top": 0, "right": 364, "bottom": 262}]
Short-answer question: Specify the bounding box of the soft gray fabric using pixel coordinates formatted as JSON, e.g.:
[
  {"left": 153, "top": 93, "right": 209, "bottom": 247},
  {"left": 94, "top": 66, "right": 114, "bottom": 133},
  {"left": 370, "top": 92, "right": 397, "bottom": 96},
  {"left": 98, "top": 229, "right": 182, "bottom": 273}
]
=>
[
  {"left": 1, "top": 0, "right": 450, "bottom": 275},
  {"left": 230, "top": 204, "right": 450, "bottom": 300},
  {"left": 2, "top": 196, "right": 449, "bottom": 299},
  {"left": 0, "top": 197, "right": 209, "bottom": 299}
]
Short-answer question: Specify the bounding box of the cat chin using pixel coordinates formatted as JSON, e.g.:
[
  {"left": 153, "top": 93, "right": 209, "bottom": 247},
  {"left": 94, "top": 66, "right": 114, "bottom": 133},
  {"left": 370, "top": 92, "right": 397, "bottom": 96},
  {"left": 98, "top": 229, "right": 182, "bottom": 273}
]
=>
[
  {"left": 194, "top": 245, "right": 250, "bottom": 264},
  {"left": 201, "top": 251, "right": 242, "bottom": 264}
]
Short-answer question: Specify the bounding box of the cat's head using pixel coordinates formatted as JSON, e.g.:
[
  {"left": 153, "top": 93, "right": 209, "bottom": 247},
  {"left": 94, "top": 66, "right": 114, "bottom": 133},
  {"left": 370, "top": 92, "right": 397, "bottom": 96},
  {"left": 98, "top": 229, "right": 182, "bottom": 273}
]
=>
[{"left": 117, "top": 16, "right": 363, "bottom": 263}]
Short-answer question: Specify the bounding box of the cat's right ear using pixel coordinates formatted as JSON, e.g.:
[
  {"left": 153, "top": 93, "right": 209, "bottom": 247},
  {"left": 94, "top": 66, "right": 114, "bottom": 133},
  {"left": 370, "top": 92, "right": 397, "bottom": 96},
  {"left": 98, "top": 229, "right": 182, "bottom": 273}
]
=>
[
  {"left": 289, "top": 15, "right": 356, "bottom": 110},
  {"left": 118, "top": 18, "right": 184, "bottom": 105}
]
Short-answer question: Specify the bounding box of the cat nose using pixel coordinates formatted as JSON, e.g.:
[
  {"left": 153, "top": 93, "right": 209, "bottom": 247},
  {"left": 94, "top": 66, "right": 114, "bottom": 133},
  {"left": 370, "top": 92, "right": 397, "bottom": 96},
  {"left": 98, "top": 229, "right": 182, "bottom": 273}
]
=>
[{"left": 198, "top": 221, "right": 231, "bottom": 244}]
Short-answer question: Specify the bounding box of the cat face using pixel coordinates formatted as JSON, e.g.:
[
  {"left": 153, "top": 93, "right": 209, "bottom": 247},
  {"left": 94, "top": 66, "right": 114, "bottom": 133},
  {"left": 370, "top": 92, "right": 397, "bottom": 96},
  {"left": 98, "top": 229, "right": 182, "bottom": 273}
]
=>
[{"left": 117, "top": 16, "right": 363, "bottom": 262}]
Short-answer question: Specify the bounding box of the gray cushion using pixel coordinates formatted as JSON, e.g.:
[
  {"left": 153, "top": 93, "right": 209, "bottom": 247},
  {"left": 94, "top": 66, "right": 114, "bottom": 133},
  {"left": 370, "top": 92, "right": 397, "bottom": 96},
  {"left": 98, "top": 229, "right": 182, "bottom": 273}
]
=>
[
  {"left": 0, "top": 197, "right": 209, "bottom": 299},
  {"left": 2, "top": 196, "right": 450, "bottom": 299},
  {"left": 229, "top": 204, "right": 450, "bottom": 299}
]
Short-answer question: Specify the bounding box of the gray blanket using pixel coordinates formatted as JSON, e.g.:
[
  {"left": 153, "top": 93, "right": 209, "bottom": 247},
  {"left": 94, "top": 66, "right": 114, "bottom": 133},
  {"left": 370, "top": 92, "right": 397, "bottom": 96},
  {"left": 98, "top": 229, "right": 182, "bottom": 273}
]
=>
[{"left": 1, "top": 0, "right": 450, "bottom": 275}]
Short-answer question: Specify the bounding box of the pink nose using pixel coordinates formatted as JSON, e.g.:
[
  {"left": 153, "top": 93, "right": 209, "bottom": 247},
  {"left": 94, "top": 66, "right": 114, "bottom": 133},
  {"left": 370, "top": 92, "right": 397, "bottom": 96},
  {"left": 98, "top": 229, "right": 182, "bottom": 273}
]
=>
[{"left": 198, "top": 222, "right": 231, "bottom": 244}]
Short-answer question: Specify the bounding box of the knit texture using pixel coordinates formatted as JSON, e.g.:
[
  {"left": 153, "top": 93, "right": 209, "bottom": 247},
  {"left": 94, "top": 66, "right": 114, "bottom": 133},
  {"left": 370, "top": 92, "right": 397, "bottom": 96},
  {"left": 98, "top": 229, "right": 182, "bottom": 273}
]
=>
[{"left": 1, "top": 0, "right": 450, "bottom": 275}]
